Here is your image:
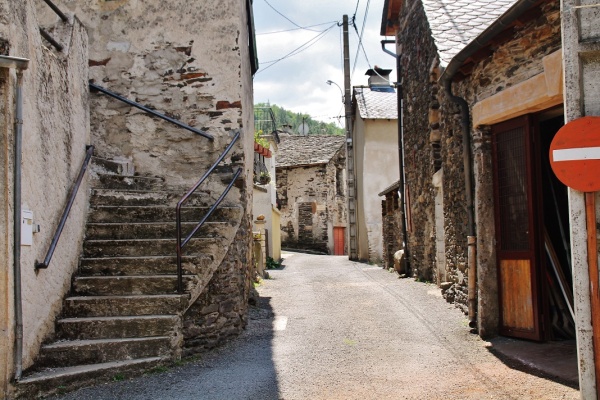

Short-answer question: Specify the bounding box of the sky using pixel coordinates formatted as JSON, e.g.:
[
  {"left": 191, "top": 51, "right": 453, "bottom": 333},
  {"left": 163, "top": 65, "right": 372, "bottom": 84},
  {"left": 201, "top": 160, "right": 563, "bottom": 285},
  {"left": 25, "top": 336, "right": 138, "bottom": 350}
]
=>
[{"left": 252, "top": 0, "right": 396, "bottom": 129}]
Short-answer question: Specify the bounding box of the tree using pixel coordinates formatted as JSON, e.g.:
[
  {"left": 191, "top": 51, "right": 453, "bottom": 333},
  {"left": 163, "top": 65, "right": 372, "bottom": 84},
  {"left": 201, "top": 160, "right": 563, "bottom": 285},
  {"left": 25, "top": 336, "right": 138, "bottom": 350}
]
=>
[{"left": 255, "top": 103, "right": 344, "bottom": 136}]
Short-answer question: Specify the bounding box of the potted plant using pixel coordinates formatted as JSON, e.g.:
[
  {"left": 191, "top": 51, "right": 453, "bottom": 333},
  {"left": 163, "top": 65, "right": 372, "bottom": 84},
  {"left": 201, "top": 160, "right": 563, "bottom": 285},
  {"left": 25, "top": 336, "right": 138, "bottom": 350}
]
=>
[{"left": 257, "top": 171, "right": 271, "bottom": 185}]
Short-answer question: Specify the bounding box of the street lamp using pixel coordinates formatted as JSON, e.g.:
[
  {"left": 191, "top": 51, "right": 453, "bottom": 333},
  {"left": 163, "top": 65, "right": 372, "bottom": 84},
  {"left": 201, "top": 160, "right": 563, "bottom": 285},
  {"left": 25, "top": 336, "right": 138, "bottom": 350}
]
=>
[{"left": 326, "top": 80, "right": 344, "bottom": 103}]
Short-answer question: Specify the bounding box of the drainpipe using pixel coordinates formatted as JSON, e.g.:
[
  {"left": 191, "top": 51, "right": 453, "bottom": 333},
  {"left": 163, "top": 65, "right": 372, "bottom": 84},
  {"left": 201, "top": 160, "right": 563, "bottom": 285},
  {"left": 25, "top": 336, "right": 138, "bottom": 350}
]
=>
[
  {"left": 0, "top": 55, "right": 30, "bottom": 381},
  {"left": 381, "top": 39, "right": 410, "bottom": 272},
  {"left": 438, "top": 0, "right": 539, "bottom": 330},
  {"left": 441, "top": 75, "right": 477, "bottom": 328}
]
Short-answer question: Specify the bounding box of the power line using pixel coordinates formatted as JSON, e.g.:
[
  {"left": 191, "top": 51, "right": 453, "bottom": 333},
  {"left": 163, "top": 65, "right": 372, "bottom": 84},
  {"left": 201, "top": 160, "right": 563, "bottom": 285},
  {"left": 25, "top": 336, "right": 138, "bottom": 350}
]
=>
[
  {"left": 351, "top": 0, "right": 371, "bottom": 78},
  {"left": 257, "top": 23, "right": 338, "bottom": 73},
  {"left": 257, "top": 21, "right": 338, "bottom": 35},
  {"left": 262, "top": 0, "right": 322, "bottom": 32}
]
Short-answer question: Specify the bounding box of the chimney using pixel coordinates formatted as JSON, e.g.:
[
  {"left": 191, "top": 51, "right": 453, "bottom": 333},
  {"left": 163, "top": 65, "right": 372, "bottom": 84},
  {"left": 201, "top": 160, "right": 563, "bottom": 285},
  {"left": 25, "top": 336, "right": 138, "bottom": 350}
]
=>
[{"left": 365, "top": 66, "right": 392, "bottom": 88}]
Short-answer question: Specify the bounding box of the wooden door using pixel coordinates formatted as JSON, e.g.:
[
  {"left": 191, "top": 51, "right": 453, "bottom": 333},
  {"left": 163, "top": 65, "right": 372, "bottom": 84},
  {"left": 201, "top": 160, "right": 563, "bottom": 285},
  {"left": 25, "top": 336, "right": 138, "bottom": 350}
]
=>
[
  {"left": 334, "top": 227, "right": 345, "bottom": 255},
  {"left": 492, "top": 116, "right": 543, "bottom": 341}
]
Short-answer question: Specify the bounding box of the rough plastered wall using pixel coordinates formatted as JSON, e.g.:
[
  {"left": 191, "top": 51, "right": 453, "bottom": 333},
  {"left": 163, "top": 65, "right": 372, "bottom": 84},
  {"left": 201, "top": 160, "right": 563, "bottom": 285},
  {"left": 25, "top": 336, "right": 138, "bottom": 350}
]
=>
[
  {"left": 0, "top": 0, "right": 90, "bottom": 383},
  {"left": 42, "top": 0, "right": 256, "bottom": 349},
  {"left": 44, "top": 0, "right": 255, "bottom": 193},
  {"left": 354, "top": 117, "right": 399, "bottom": 264},
  {"left": 397, "top": 0, "right": 438, "bottom": 281},
  {"left": 445, "top": 0, "right": 562, "bottom": 332},
  {"left": 277, "top": 147, "right": 346, "bottom": 254}
]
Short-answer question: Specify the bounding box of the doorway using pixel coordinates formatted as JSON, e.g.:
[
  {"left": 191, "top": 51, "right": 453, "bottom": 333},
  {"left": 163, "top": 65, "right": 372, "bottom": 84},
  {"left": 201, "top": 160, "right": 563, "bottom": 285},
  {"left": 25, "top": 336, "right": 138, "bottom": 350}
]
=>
[
  {"left": 334, "top": 227, "right": 346, "bottom": 255},
  {"left": 492, "top": 110, "right": 574, "bottom": 341}
]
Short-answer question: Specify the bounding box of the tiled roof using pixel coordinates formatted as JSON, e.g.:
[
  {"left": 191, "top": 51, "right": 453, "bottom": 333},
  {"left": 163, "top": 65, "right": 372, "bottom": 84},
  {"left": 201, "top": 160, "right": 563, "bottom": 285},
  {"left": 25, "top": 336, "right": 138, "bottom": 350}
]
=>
[
  {"left": 422, "top": 0, "right": 517, "bottom": 66},
  {"left": 355, "top": 87, "right": 398, "bottom": 120},
  {"left": 276, "top": 134, "right": 346, "bottom": 168}
]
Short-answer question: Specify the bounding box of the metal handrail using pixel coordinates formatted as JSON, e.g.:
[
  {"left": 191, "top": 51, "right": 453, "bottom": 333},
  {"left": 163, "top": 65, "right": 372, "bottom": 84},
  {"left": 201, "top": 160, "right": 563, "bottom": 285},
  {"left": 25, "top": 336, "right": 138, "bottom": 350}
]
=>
[
  {"left": 36, "top": 145, "right": 94, "bottom": 270},
  {"left": 39, "top": 28, "right": 63, "bottom": 52},
  {"left": 42, "top": 0, "right": 69, "bottom": 22},
  {"left": 176, "top": 130, "right": 241, "bottom": 293},
  {"left": 89, "top": 83, "right": 214, "bottom": 141}
]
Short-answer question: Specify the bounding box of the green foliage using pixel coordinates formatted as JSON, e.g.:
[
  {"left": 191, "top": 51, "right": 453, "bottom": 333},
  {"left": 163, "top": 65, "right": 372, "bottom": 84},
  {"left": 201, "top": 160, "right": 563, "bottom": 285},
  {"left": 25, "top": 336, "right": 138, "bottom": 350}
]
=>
[
  {"left": 255, "top": 103, "right": 344, "bottom": 136},
  {"left": 112, "top": 374, "right": 125, "bottom": 382},
  {"left": 266, "top": 256, "right": 281, "bottom": 269},
  {"left": 254, "top": 130, "right": 270, "bottom": 148}
]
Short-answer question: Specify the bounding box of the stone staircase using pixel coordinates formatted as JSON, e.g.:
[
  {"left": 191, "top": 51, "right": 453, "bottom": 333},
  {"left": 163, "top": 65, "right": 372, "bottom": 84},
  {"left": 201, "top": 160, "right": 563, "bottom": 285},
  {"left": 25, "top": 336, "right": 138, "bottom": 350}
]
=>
[{"left": 17, "top": 158, "right": 242, "bottom": 398}]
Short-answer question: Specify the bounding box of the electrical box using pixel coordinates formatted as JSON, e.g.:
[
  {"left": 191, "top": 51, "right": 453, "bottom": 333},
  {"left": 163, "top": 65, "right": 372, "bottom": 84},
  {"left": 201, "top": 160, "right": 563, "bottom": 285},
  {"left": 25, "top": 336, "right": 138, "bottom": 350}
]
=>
[{"left": 21, "top": 210, "right": 33, "bottom": 246}]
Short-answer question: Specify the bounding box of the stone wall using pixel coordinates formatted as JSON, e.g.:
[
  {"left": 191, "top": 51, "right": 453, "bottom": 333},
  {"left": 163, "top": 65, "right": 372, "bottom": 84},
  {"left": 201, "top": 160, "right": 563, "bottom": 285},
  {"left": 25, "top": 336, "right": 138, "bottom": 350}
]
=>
[
  {"left": 276, "top": 146, "right": 346, "bottom": 254},
  {"left": 447, "top": 0, "right": 562, "bottom": 324},
  {"left": 182, "top": 216, "right": 253, "bottom": 355},
  {"left": 37, "top": 0, "right": 256, "bottom": 354},
  {"left": 43, "top": 0, "right": 255, "bottom": 193},
  {"left": 0, "top": 0, "right": 90, "bottom": 385},
  {"left": 397, "top": 0, "right": 439, "bottom": 281},
  {"left": 381, "top": 190, "right": 403, "bottom": 270}
]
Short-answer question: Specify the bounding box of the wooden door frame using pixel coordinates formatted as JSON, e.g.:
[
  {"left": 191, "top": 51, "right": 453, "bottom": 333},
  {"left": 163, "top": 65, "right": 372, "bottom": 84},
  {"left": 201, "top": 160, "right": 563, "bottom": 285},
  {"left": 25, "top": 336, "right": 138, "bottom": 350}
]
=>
[{"left": 491, "top": 114, "right": 546, "bottom": 341}]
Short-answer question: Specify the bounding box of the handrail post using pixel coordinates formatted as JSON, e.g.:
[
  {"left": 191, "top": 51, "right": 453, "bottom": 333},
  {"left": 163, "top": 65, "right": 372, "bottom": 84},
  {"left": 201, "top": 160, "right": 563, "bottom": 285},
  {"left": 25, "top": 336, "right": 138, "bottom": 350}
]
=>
[{"left": 35, "top": 145, "right": 94, "bottom": 270}]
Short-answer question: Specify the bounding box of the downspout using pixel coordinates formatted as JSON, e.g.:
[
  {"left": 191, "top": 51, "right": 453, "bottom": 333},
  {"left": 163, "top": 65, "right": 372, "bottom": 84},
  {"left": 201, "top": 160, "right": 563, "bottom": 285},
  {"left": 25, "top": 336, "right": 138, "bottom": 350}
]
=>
[
  {"left": 0, "top": 55, "right": 30, "bottom": 381},
  {"left": 440, "top": 77, "right": 477, "bottom": 328},
  {"left": 13, "top": 68, "right": 24, "bottom": 381},
  {"left": 438, "top": 0, "right": 539, "bottom": 330},
  {"left": 381, "top": 39, "right": 410, "bottom": 273}
]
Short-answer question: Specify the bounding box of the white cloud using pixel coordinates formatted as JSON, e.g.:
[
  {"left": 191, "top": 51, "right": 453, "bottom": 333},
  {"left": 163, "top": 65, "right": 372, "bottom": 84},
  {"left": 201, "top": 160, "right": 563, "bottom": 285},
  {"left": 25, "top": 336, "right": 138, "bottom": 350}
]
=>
[{"left": 252, "top": 0, "right": 396, "bottom": 127}]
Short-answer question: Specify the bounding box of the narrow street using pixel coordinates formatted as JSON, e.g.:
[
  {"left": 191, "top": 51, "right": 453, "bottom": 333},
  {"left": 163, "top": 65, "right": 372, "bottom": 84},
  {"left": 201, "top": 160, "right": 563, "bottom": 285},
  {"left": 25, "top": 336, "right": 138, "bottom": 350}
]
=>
[{"left": 53, "top": 252, "right": 579, "bottom": 400}]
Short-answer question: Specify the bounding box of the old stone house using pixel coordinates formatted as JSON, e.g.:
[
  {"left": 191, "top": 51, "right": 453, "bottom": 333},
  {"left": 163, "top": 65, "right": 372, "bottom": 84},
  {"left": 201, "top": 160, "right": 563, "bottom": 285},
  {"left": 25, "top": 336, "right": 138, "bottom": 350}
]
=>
[
  {"left": 381, "top": 0, "right": 574, "bottom": 346},
  {"left": 276, "top": 134, "right": 347, "bottom": 255},
  {"left": 1, "top": 0, "right": 257, "bottom": 397},
  {"left": 252, "top": 128, "right": 281, "bottom": 274},
  {"left": 352, "top": 68, "right": 399, "bottom": 264}
]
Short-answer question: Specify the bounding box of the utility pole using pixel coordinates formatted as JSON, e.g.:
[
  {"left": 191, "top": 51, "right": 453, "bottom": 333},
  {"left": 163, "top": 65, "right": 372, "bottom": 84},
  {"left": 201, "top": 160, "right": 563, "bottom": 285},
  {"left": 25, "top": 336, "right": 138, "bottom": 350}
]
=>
[
  {"left": 561, "top": 0, "right": 600, "bottom": 397},
  {"left": 343, "top": 14, "right": 358, "bottom": 260}
]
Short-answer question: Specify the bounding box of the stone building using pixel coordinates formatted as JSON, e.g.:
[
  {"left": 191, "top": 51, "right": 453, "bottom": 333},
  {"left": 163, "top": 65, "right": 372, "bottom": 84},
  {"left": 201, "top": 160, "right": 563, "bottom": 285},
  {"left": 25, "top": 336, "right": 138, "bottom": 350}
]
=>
[
  {"left": 352, "top": 68, "right": 399, "bottom": 264},
  {"left": 1, "top": 0, "right": 257, "bottom": 397},
  {"left": 378, "top": 181, "right": 403, "bottom": 270},
  {"left": 381, "top": 0, "right": 573, "bottom": 345},
  {"left": 276, "top": 134, "right": 347, "bottom": 255}
]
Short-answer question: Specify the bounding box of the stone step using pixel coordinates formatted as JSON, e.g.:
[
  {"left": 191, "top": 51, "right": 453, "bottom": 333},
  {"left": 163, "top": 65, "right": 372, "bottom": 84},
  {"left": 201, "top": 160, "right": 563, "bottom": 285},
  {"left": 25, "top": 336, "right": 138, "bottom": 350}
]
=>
[
  {"left": 36, "top": 337, "right": 172, "bottom": 369},
  {"left": 56, "top": 315, "right": 179, "bottom": 340},
  {"left": 82, "top": 238, "right": 218, "bottom": 258},
  {"left": 17, "top": 357, "right": 163, "bottom": 399},
  {"left": 90, "top": 188, "right": 210, "bottom": 207},
  {"left": 72, "top": 275, "right": 197, "bottom": 296},
  {"left": 78, "top": 255, "right": 212, "bottom": 276},
  {"left": 96, "top": 174, "right": 166, "bottom": 191},
  {"left": 91, "top": 157, "right": 133, "bottom": 176},
  {"left": 85, "top": 221, "right": 230, "bottom": 240},
  {"left": 88, "top": 205, "right": 241, "bottom": 223},
  {"left": 64, "top": 294, "right": 188, "bottom": 317}
]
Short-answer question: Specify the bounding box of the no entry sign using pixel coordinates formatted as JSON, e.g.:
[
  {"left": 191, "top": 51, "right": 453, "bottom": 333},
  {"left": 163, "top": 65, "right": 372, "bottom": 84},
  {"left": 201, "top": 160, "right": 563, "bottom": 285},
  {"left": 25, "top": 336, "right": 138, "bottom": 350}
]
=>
[{"left": 549, "top": 116, "right": 600, "bottom": 192}]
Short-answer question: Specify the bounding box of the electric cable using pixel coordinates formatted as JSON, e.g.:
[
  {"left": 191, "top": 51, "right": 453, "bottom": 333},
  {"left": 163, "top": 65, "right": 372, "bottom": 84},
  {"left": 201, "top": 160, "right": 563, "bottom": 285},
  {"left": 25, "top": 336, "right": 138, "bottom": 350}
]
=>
[
  {"left": 263, "top": 0, "right": 322, "bottom": 32},
  {"left": 257, "top": 21, "right": 338, "bottom": 35},
  {"left": 257, "top": 23, "right": 338, "bottom": 73}
]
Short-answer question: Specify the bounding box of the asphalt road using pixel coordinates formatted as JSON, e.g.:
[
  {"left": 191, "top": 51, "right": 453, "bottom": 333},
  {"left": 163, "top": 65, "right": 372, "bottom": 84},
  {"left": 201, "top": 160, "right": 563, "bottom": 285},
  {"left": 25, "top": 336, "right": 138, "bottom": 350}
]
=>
[{"left": 53, "top": 252, "right": 579, "bottom": 400}]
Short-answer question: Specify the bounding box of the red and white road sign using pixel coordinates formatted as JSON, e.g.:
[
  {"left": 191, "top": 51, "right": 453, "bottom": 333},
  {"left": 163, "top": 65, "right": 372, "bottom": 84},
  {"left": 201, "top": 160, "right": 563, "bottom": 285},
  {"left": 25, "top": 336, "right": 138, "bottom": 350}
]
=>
[{"left": 549, "top": 116, "right": 600, "bottom": 192}]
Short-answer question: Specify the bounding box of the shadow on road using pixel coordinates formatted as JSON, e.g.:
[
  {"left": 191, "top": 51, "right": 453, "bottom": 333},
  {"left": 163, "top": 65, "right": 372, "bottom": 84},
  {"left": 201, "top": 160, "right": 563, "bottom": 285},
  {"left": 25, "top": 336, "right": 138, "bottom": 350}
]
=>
[{"left": 485, "top": 337, "right": 579, "bottom": 390}]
